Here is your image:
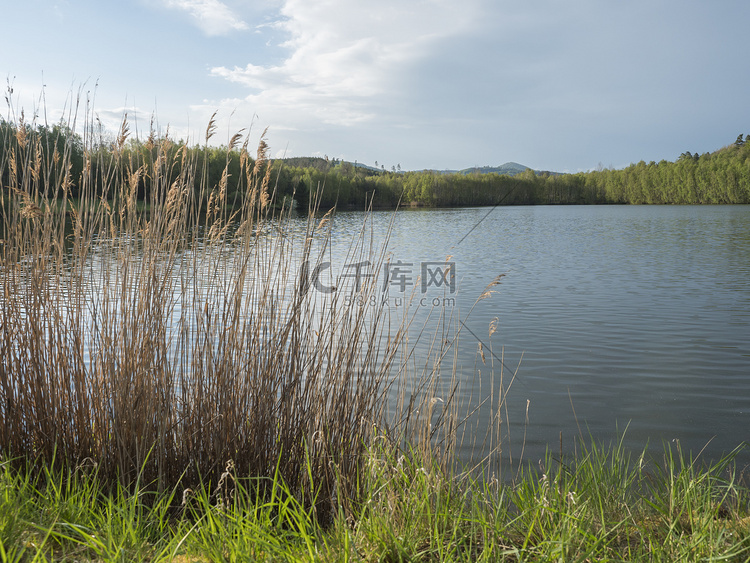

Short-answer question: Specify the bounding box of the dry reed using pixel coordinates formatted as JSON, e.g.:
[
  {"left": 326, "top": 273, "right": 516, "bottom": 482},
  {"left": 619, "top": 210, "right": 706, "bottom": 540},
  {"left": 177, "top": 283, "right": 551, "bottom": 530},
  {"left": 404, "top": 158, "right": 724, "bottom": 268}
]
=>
[{"left": 0, "top": 100, "right": 484, "bottom": 519}]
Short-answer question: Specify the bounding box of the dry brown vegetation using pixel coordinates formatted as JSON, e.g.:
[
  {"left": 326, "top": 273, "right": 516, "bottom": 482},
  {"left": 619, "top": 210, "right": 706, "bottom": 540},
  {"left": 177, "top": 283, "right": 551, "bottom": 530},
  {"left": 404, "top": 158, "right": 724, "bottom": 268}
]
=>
[{"left": 0, "top": 101, "right": 484, "bottom": 521}]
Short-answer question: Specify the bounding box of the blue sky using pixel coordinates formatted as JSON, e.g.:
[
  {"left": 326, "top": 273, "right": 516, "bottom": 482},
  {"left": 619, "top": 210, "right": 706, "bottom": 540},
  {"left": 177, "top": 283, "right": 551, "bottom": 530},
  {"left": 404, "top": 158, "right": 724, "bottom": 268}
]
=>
[{"left": 3, "top": 0, "right": 750, "bottom": 172}]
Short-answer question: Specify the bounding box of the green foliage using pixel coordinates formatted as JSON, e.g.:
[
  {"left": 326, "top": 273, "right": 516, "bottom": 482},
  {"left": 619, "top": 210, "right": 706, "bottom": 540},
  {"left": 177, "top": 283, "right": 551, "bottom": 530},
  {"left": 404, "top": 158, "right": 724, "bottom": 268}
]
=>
[
  {"left": 280, "top": 133, "right": 750, "bottom": 209},
  {"left": 4, "top": 120, "right": 748, "bottom": 210},
  {"left": 3, "top": 439, "right": 750, "bottom": 561},
  {"left": 586, "top": 138, "right": 750, "bottom": 204}
]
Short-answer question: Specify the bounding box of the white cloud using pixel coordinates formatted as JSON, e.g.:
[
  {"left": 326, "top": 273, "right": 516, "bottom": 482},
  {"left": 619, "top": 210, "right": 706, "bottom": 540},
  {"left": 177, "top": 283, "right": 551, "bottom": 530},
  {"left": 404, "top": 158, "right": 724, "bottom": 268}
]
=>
[
  {"left": 163, "top": 0, "right": 249, "bottom": 36},
  {"left": 208, "top": 0, "right": 480, "bottom": 127}
]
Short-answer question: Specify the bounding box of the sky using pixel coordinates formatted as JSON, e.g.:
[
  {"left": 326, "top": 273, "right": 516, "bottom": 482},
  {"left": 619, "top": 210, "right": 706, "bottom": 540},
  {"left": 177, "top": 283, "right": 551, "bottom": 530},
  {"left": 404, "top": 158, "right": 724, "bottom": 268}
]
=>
[{"left": 2, "top": 0, "right": 750, "bottom": 173}]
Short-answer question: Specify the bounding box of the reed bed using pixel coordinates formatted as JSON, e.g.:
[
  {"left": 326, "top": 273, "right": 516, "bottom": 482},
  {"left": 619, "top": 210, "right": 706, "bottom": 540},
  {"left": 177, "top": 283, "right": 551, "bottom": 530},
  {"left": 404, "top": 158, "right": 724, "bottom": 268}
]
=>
[{"left": 0, "top": 100, "right": 473, "bottom": 523}]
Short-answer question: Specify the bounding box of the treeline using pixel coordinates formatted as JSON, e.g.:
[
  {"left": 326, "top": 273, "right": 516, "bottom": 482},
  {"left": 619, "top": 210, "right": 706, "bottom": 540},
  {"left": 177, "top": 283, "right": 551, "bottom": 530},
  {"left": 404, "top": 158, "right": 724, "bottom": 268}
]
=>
[
  {"left": 579, "top": 135, "right": 750, "bottom": 204},
  {"left": 0, "top": 118, "right": 293, "bottom": 210},
  {"left": 286, "top": 135, "right": 750, "bottom": 208},
  {"left": 3, "top": 117, "right": 749, "bottom": 210},
  {"left": 280, "top": 162, "right": 596, "bottom": 209}
]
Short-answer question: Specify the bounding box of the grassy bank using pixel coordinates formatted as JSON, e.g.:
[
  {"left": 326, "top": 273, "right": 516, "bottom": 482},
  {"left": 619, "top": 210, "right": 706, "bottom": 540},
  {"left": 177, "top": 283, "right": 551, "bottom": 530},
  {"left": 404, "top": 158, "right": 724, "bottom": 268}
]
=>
[{"left": 2, "top": 438, "right": 750, "bottom": 561}]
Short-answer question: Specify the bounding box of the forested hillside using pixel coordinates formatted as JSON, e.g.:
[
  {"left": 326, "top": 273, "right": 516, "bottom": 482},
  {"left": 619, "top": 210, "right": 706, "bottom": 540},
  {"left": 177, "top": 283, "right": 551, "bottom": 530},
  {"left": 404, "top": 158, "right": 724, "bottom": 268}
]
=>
[
  {"left": 2, "top": 118, "right": 748, "bottom": 211},
  {"left": 281, "top": 135, "right": 750, "bottom": 208},
  {"left": 578, "top": 135, "right": 750, "bottom": 204}
]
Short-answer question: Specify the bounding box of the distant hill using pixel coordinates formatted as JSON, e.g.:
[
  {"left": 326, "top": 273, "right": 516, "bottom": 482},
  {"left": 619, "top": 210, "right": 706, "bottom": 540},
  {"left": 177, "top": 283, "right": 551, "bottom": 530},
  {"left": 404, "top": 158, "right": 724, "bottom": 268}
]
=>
[
  {"left": 459, "top": 162, "right": 530, "bottom": 176},
  {"left": 418, "top": 162, "right": 538, "bottom": 176},
  {"left": 277, "top": 157, "right": 381, "bottom": 173},
  {"left": 278, "top": 157, "right": 548, "bottom": 177}
]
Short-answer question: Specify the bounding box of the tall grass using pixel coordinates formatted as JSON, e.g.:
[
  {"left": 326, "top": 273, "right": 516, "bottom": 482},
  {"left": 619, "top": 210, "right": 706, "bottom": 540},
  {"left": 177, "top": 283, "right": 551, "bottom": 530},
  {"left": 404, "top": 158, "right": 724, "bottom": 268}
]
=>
[
  {"left": 2, "top": 436, "right": 749, "bottom": 561},
  {"left": 0, "top": 99, "right": 470, "bottom": 519}
]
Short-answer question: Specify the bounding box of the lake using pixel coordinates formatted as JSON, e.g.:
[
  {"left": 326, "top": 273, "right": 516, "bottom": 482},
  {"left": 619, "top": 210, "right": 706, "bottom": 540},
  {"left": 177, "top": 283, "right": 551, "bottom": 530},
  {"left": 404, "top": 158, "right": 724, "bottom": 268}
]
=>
[
  {"left": 318, "top": 205, "right": 750, "bottom": 468},
  {"left": 15, "top": 202, "right": 748, "bottom": 472}
]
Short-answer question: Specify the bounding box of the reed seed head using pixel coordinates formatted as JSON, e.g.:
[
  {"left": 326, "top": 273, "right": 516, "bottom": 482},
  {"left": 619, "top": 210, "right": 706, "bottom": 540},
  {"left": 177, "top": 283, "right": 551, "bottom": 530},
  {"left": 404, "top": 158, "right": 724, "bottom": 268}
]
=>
[{"left": 205, "top": 111, "right": 218, "bottom": 143}]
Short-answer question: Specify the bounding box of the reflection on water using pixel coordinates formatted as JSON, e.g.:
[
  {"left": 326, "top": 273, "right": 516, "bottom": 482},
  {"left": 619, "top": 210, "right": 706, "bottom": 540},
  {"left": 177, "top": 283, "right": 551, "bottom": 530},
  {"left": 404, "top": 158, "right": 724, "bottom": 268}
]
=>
[{"left": 324, "top": 205, "right": 750, "bottom": 467}]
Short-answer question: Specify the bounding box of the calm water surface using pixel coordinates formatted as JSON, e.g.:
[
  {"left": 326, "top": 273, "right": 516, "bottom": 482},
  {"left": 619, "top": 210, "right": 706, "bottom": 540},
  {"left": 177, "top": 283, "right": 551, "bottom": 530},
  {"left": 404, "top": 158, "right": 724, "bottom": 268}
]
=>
[{"left": 323, "top": 205, "right": 750, "bottom": 466}]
